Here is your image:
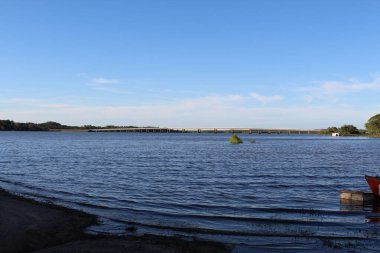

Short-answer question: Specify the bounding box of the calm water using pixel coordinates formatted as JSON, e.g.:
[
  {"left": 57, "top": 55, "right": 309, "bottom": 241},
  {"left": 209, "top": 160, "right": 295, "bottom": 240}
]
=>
[{"left": 1, "top": 132, "right": 380, "bottom": 252}]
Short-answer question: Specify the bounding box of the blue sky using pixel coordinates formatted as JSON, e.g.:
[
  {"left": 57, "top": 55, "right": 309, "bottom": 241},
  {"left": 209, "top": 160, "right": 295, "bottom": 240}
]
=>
[{"left": 1, "top": 0, "right": 380, "bottom": 128}]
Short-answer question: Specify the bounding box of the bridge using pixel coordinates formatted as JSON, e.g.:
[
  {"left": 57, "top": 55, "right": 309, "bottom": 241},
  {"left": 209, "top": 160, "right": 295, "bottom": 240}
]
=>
[{"left": 88, "top": 127, "right": 322, "bottom": 134}]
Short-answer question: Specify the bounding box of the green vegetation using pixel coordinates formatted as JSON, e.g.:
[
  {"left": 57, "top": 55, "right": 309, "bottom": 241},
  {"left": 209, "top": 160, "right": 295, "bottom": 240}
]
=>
[
  {"left": 320, "top": 126, "right": 339, "bottom": 135},
  {"left": 0, "top": 119, "right": 140, "bottom": 131},
  {"left": 339, "top": 124, "right": 360, "bottom": 135},
  {"left": 229, "top": 134, "right": 243, "bottom": 144},
  {"left": 321, "top": 125, "right": 361, "bottom": 136},
  {"left": 365, "top": 114, "right": 380, "bottom": 135},
  {"left": 0, "top": 120, "right": 47, "bottom": 131},
  {"left": 320, "top": 114, "right": 380, "bottom": 137},
  {"left": 0, "top": 120, "right": 84, "bottom": 131}
]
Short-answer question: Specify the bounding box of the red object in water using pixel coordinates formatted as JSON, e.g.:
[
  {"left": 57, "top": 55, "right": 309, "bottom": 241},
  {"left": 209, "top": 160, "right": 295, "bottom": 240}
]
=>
[{"left": 365, "top": 175, "right": 380, "bottom": 197}]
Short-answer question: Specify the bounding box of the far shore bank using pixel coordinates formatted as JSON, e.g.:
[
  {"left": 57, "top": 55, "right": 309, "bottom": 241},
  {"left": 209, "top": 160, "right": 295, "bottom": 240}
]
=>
[
  {"left": 0, "top": 188, "right": 231, "bottom": 253},
  {"left": 6, "top": 129, "right": 380, "bottom": 138}
]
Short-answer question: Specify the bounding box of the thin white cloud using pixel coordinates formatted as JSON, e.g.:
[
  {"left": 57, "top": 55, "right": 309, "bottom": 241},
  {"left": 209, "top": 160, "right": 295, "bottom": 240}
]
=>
[
  {"left": 301, "top": 76, "right": 380, "bottom": 95},
  {"left": 0, "top": 98, "right": 42, "bottom": 104},
  {"left": 298, "top": 75, "right": 380, "bottom": 104},
  {"left": 78, "top": 73, "right": 121, "bottom": 86},
  {"left": 0, "top": 97, "right": 70, "bottom": 108},
  {"left": 79, "top": 74, "right": 125, "bottom": 93},
  {"left": 2, "top": 99, "right": 375, "bottom": 129},
  {"left": 92, "top": 77, "right": 120, "bottom": 84},
  {"left": 45, "top": 104, "right": 71, "bottom": 109},
  {"left": 320, "top": 77, "right": 380, "bottom": 93},
  {"left": 92, "top": 86, "right": 129, "bottom": 94},
  {"left": 250, "top": 92, "right": 283, "bottom": 104},
  {"left": 2, "top": 89, "right": 377, "bottom": 128}
]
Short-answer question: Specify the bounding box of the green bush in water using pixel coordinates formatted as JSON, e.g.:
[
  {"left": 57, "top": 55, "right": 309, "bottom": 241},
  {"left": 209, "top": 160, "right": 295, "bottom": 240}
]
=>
[{"left": 229, "top": 134, "right": 243, "bottom": 144}]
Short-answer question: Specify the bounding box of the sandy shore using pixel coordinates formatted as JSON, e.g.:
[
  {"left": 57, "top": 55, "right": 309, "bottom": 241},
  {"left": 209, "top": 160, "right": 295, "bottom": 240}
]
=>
[{"left": 0, "top": 189, "right": 231, "bottom": 253}]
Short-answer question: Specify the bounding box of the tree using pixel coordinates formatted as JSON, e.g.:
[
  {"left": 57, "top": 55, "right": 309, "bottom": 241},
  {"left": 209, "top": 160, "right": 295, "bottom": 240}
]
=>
[
  {"left": 320, "top": 126, "right": 339, "bottom": 135},
  {"left": 365, "top": 114, "right": 380, "bottom": 135},
  {"left": 327, "top": 126, "right": 339, "bottom": 133},
  {"left": 339, "top": 124, "right": 359, "bottom": 135}
]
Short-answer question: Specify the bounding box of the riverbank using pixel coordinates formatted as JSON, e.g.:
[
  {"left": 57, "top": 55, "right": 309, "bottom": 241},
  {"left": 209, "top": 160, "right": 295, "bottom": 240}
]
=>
[{"left": 0, "top": 189, "right": 230, "bottom": 253}]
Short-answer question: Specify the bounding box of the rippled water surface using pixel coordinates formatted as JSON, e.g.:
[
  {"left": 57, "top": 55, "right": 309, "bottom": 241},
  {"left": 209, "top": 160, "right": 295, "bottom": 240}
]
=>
[{"left": 1, "top": 132, "right": 380, "bottom": 252}]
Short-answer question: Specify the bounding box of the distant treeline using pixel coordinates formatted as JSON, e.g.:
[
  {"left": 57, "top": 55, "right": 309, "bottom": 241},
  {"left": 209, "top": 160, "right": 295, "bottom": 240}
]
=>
[
  {"left": 320, "top": 125, "right": 363, "bottom": 136},
  {"left": 0, "top": 119, "right": 145, "bottom": 131},
  {"left": 320, "top": 114, "right": 380, "bottom": 137}
]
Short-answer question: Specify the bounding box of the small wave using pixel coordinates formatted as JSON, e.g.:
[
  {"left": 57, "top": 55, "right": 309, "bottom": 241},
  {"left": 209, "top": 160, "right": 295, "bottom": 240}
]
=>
[
  {"left": 0, "top": 177, "right": 362, "bottom": 228},
  {"left": 104, "top": 217, "right": 369, "bottom": 240},
  {"left": 0, "top": 177, "right": 137, "bottom": 204},
  {"left": 149, "top": 201, "right": 363, "bottom": 216},
  {"left": 58, "top": 199, "right": 356, "bottom": 227}
]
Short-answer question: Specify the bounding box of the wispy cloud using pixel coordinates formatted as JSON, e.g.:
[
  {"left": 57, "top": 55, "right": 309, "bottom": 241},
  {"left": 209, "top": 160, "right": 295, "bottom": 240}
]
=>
[
  {"left": 3, "top": 84, "right": 378, "bottom": 128},
  {"left": 2, "top": 96, "right": 376, "bottom": 129},
  {"left": 302, "top": 75, "right": 380, "bottom": 95},
  {"left": 299, "top": 75, "right": 380, "bottom": 104},
  {"left": 79, "top": 74, "right": 126, "bottom": 94},
  {"left": 0, "top": 97, "right": 71, "bottom": 109},
  {"left": 0, "top": 98, "right": 43, "bottom": 104},
  {"left": 92, "top": 86, "right": 129, "bottom": 94},
  {"left": 250, "top": 92, "right": 283, "bottom": 104},
  {"left": 319, "top": 77, "right": 380, "bottom": 93},
  {"left": 92, "top": 77, "right": 120, "bottom": 84}
]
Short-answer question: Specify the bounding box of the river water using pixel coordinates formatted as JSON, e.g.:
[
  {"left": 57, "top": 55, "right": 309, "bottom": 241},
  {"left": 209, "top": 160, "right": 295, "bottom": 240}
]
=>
[{"left": 1, "top": 132, "right": 380, "bottom": 252}]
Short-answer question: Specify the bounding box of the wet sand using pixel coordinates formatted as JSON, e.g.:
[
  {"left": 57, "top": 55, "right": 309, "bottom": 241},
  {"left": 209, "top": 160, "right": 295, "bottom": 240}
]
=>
[{"left": 0, "top": 189, "right": 230, "bottom": 253}]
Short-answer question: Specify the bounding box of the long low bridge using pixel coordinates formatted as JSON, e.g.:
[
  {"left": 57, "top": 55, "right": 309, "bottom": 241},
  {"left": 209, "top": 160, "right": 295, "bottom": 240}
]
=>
[{"left": 89, "top": 127, "right": 322, "bottom": 134}]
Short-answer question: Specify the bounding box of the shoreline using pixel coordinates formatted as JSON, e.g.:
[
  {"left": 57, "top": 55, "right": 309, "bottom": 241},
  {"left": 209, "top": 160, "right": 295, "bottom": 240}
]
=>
[{"left": 0, "top": 188, "right": 231, "bottom": 253}]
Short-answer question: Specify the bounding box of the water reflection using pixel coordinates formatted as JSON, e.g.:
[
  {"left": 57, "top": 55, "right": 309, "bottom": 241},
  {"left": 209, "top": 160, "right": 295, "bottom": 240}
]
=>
[{"left": 340, "top": 198, "right": 380, "bottom": 222}]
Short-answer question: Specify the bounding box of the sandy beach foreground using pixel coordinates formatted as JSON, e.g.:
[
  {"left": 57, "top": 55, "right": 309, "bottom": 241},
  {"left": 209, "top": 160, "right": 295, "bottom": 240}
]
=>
[{"left": 0, "top": 189, "right": 231, "bottom": 253}]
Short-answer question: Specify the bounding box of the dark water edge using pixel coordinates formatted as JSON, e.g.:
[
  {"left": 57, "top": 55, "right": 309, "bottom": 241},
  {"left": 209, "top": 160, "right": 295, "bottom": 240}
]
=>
[{"left": 1, "top": 132, "right": 380, "bottom": 252}]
